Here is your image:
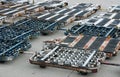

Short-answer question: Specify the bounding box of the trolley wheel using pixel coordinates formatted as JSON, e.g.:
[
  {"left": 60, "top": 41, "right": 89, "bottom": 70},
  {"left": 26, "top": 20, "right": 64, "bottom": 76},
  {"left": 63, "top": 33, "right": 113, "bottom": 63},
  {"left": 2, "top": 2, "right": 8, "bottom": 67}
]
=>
[
  {"left": 19, "top": 51, "right": 24, "bottom": 54},
  {"left": 79, "top": 71, "right": 88, "bottom": 75},
  {"left": 106, "top": 57, "right": 110, "bottom": 59},
  {"left": 41, "top": 32, "right": 48, "bottom": 35},
  {"left": 0, "top": 61, "right": 5, "bottom": 63},
  {"left": 113, "top": 52, "right": 117, "bottom": 56},
  {"left": 39, "top": 65, "right": 46, "bottom": 68}
]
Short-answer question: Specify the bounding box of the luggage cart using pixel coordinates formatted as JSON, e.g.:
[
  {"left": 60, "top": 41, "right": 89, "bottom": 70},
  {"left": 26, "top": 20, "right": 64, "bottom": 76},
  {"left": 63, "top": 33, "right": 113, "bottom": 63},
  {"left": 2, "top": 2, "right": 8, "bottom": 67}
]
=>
[
  {"left": 65, "top": 24, "right": 119, "bottom": 38},
  {"left": 38, "top": 14, "right": 75, "bottom": 35},
  {"left": 54, "top": 35, "right": 120, "bottom": 58},
  {"left": 0, "top": 40, "right": 31, "bottom": 62},
  {"left": 30, "top": 44, "right": 106, "bottom": 75}
]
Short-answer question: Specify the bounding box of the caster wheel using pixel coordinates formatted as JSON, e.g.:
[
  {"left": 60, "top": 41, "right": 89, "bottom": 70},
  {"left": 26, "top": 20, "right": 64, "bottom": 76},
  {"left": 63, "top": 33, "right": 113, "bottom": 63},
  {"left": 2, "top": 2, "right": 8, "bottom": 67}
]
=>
[
  {"left": 79, "top": 71, "right": 88, "bottom": 75},
  {"left": 106, "top": 57, "right": 110, "bottom": 59},
  {"left": 41, "top": 32, "right": 48, "bottom": 35},
  {"left": 0, "top": 61, "right": 5, "bottom": 63},
  {"left": 113, "top": 52, "right": 117, "bottom": 56},
  {"left": 39, "top": 65, "right": 46, "bottom": 68},
  {"left": 19, "top": 51, "right": 24, "bottom": 54}
]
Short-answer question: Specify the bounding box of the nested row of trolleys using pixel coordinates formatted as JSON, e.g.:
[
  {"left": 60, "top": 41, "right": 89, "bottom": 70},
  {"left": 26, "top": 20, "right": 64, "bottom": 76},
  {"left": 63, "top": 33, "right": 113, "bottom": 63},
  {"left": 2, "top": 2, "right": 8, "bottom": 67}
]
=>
[
  {"left": 0, "top": 0, "right": 68, "bottom": 17},
  {"left": 83, "top": 5, "right": 120, "bottom": 28},
  {"left": 84, "top": 14, "right": 120, "bottom": 28},
  {"left": 0, "top": 0, "right": 68, "bottom": 25},
  {"left": 65, "top": 24, "right": 120, "bottom": 38}
]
